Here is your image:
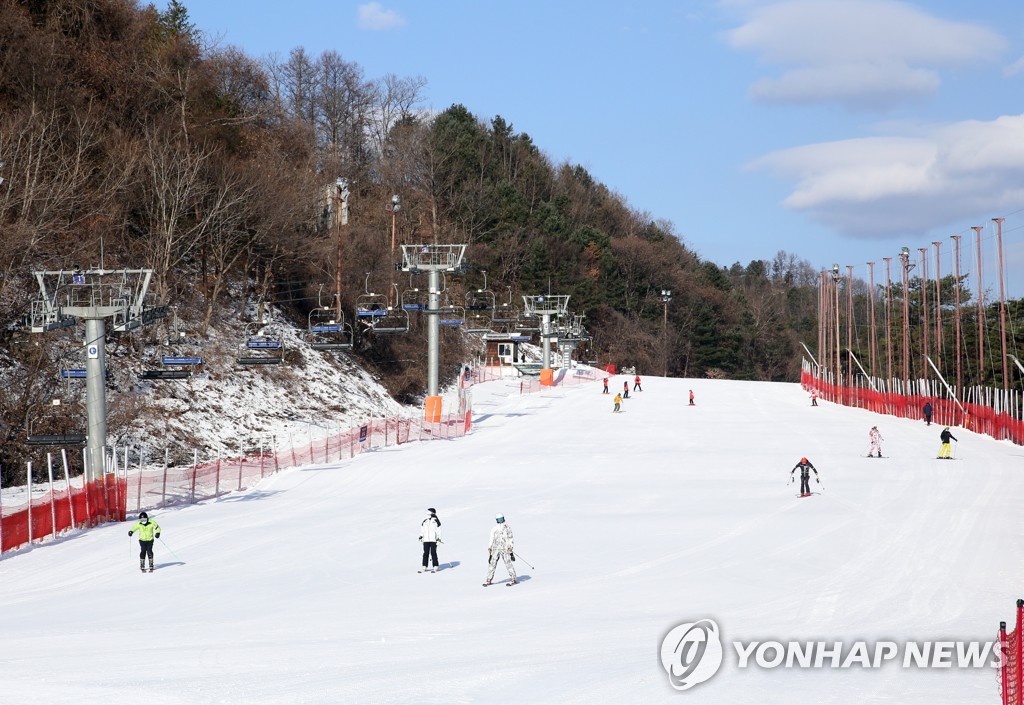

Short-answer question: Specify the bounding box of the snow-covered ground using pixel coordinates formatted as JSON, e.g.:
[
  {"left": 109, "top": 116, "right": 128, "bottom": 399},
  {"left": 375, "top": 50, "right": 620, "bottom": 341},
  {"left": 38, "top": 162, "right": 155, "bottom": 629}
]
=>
[{"left": 1, "top": 374, "right": 1020, "bottom": 704}]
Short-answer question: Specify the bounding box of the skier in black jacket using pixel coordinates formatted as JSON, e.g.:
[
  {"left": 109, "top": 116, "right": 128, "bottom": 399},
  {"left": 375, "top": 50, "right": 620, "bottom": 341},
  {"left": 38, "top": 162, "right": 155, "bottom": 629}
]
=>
[
  {"left": 938, "top": 427, "right": 958, "bottom": 459},
  {"left": 790, "top": 457, "right": 819, "bottom": 497}
]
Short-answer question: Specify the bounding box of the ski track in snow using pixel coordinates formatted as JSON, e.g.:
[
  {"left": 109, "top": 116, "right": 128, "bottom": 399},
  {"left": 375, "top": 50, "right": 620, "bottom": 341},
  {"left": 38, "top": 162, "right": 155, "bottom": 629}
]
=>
[{"left": 0, "top": 374, "right": 1020, "bottom": 704}]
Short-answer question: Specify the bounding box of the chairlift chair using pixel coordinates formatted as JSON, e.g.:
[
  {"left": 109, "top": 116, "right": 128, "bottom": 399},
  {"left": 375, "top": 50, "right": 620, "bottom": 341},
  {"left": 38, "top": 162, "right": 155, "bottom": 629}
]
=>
[
  {"left": 369, "top": 306, "right": 411, "bottom": 334},
  {"left": 141, "top": 310, "right": 203, "bottom": 379},
  {"left": 237, "top": 323, "right": 284, "bottom": 365},
  {"left": 26, "top": 409, "right": 86, "bottom": 446},
  {"left": 307, "top": 308, "right": 354, "bottom": 351}
]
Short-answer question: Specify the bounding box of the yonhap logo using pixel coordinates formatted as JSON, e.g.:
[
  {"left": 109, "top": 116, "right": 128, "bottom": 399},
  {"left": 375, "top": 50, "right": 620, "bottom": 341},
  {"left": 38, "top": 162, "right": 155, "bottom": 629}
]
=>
[{"left": 660, "top": 619, "right": 724, "bottom": 691}]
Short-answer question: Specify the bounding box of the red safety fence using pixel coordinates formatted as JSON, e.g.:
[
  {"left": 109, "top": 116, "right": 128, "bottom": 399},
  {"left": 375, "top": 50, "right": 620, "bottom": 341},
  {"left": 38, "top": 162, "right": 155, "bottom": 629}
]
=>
[
  {"left": 1, "top": 474, "right": 126, "bottom": 553},
  {"left": 1000, "top": 600, "right": 1023, "bottom": 705},
  {"left": 801, "top": 370, "right": 1024, "bottom": 445},
  {"left": 2, "top": 410, "right": 472, "bottom": 556}
]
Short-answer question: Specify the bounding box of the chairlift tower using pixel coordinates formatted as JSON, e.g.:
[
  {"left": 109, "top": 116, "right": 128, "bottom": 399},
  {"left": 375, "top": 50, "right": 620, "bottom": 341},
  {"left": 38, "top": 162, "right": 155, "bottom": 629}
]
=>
[
  {"left": 29, "top": 268, "right": 165, "bottom": 482},
  {"left": 523, "top": 294, "right": 570, "bottom": 385},
  {"left": 401, "top": 244, "right": 467, "bottom": 421}
]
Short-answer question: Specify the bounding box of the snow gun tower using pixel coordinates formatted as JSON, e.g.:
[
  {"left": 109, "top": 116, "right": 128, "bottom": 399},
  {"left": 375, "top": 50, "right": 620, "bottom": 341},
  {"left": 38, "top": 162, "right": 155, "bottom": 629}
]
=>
[
  {"left": 523, "top": 294, "right": 570, "bottom": 386},
  {"left": 401, "top": 243, "right": 467, "bottom": 422},
  {"left": 29, "top": 268, "right": 164, "bottom": 484}
]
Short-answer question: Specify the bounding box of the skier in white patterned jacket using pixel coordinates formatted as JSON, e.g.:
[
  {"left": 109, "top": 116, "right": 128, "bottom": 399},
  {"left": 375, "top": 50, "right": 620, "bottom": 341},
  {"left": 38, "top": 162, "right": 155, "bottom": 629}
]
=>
[{"left": 484, "top": 513, "right": 517, "bottom": 585}]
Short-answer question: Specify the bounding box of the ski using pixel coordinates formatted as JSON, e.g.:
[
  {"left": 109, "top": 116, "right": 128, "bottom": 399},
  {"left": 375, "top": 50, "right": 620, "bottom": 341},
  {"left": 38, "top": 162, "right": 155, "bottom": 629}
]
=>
[{"left": 506, "top": 580, "right": 519, "bottom": 587}]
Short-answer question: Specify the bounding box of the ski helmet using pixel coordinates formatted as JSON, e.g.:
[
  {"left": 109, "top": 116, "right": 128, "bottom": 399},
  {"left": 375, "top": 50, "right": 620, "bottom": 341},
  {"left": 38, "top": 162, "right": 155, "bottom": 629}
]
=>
[
  {"left": 427, "top": 507, "right": 436, "bottom": 514},
  {"left": 800, "top": 457, "right": 807, "bottom": 464},
  {"left": 495, "top": 514, "right": 505, "bottom": 523},
  {"left": 139, "top": 511, "right": 148, "bottom": 519}
]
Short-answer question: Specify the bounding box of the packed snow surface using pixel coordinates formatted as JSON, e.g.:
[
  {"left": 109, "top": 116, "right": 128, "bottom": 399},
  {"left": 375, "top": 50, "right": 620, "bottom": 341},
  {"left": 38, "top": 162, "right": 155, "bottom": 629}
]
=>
[{"left": 1, "top": 375, "right": 1020, "bottom": 704}]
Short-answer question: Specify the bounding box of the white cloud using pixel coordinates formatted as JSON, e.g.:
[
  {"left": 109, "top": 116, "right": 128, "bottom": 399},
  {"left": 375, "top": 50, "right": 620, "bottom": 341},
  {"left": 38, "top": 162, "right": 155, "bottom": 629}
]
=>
[
  {"left": 725, "top": 0, "right": 1007, "bottom": 108},
  {"left": 747, "top": 113, "right": 1024, "bottom": 237},
  {"left": 358, "top": 2, "right": 406, "bottom": 31}
]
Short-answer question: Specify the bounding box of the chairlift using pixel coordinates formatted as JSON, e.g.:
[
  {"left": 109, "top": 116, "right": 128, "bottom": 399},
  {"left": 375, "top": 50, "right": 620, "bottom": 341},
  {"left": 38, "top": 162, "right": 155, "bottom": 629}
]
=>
[
  {"left": 401, "top": 286, "right": 429, "bottom": 311},
  {"left": 439, "top": 305, "right": 465, "bottom": 327},
  {"left": 491, "top": 287, "right": 521, "bottom": 326},
  {"left": 26, "top": 404, "right": 86, "bottom": 446},
  {"left": 370, "top": 306, "right": 411, "bottom": 334},
  {"left": 307, "top": 308, "right": 354, "bottom": 351},
  {"left": 141, "top": 308, "right": 203, "bottom": 379},
  {"left": 356, "top": 274, "right": 390, "bottom": 324},
  {"left": 237, "top": 322, "right": 284, "bottom": 365}
]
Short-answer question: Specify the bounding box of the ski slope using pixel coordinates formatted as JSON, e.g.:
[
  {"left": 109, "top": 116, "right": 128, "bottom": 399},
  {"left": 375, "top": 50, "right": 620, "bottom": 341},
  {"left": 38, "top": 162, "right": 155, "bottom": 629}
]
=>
[{"left": 1, "top": 375, "right": 1021, "bottom": 705}]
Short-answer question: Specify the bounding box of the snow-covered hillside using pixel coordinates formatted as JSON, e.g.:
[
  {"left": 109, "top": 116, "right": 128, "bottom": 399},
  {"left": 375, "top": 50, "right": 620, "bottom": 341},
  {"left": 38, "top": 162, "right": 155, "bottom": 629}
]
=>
[{"left": 1, "top": 374, "right": 1020, "bottom": 704}]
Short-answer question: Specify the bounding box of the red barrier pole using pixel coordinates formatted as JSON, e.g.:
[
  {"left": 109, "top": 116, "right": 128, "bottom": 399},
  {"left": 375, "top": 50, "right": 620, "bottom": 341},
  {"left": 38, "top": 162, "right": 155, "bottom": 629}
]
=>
[
  {"left": 1001, "top": 620, "right": 1010, "bottom": 705},
  {"left": 1016, "top": 599, "right": 1023, "bottom": 705}
]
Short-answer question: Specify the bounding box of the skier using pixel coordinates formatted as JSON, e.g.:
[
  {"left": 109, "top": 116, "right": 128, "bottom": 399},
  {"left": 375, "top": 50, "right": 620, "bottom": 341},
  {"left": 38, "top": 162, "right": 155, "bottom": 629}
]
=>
[
  {"left": 689, "top": 389, "right": 695, "bottom": 406},
  {"left": 790, "top": 457, "right": 819, "bottom": 497},
  {"left": 868, "top": 426, "right": 884, "bottom": 457},
  {"left": 128, "top": 511, "right": 161, "bottom": 573},
  {"left": 922, "top": 401, "right": 933, "bottom": 426},
  {"left": 810, "top": 389, "right": 818, "bottom": 407},
  {"left": 622, "top": 381, "right": 630, "bottom": 399},
  {"left": 484, "top": 514, "right": 517, "bottom": 586},
  {"left": 602, "top": 377, "right": 609, "bottom": 394},
  {"left": 613, "top": 392, "right": 622, "bottom": 413},
  {"left": 938, "top": 426, "right": 958, "bottom": 459},
  {"left": 418, "top": 507, "right": 442, "bottom": 573},
  {"left": 634, "top": 375, "right": 642, "bottom": 392}
]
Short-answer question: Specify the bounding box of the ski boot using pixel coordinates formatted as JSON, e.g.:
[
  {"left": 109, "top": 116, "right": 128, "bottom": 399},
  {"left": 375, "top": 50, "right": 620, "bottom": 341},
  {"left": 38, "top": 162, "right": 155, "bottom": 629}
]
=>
[
  {"left": 140, "top": 559, "right": 146, "bottom": 573},
  {"left": 147, "top": 558, "right": 154, "bottom": 573}
]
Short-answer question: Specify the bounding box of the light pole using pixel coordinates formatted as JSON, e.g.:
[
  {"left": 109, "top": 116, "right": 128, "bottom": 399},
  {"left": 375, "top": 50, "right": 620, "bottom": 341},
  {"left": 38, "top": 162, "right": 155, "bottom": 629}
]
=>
[
  {"left": 334, "top": 178, "right": 350, "bottom": 323},
  {"left": 660, "top": 289, "right": 672, "bottom": 377},
  {"left": 831, "top": 264, "right": 841, "bottom": 391},
  {"left": 390, "top": 194, "right": 400, "bottom": 306},
  {"left": 899, "top": 247, "right": 915, "bottom": 383}
]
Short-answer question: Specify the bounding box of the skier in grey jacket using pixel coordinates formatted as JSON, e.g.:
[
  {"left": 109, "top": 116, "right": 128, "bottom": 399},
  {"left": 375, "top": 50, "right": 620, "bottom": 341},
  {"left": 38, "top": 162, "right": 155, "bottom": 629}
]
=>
[{"left": 484, "top": 514, "right": 517, "bottom": 585}]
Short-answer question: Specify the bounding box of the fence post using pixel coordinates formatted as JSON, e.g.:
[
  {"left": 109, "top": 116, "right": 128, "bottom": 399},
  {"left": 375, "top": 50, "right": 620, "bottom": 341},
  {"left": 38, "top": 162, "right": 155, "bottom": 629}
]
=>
[
  {"left": 60, "top": 450, "right": 75, "bottom": 529},
  {"left": 215, "top": 446, "right": 222, "bottom": 498},
  {"left": 238, "top": 442, "right": 244, "bottom": 491},
  {"left": 1017, "top": 600, "right": 1024, "bottom": 705},
  {"left": 161, "top": 448, "right": 168, "bottom": 508},
  {"left": 27, "top": 461, "right": 33, "bottom": 545},
  {"left": 46, "top": 453, "right": 57, "bottom": 541},
  {"left": 1001, "top": 620, "right": 1010, "bottom": 705},
  {"left": 0, "top": 464, "right": 3, "bottom": 553},
  {"left": 191, "top": 450, "right": 198, "bottom": 504}
]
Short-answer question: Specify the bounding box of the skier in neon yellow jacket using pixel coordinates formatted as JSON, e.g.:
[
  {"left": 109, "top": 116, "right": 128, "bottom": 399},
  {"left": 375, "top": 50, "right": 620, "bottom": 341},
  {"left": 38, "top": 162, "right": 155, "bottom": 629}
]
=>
[{"left": 128, "top": 511, "right": 161, "bottom": 572}]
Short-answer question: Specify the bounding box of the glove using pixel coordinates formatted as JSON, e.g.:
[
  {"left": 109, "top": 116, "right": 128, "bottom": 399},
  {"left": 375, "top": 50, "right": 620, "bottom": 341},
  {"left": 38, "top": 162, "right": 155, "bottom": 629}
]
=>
[
  {"left": 418, "top": 536, "right": 423, "bottom": 542},
  {"left": 510, "top": 552, "right": 515, "bottom": 561},
  {"left": 155, "top": 533, "right": 161, "bottom": 539},
  {"left": 128, "top": 531, "right": 133, "bottom": 536}
]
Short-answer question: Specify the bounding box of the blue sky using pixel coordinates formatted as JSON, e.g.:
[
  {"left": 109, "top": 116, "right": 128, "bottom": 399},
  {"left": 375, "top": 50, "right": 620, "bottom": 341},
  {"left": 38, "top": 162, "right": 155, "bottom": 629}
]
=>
[{"left": 172, "top": 0, "right": 1024, "bottom": 295}]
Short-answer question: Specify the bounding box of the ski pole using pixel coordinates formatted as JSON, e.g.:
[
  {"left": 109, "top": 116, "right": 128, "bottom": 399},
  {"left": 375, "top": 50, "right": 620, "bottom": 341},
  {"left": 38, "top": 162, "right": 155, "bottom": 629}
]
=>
[
  {"left": 158, "top": 536, "right": 181, "bottom": 561},
  {"left": 513, "top": 552, "right": 535, "bottom": 570}
]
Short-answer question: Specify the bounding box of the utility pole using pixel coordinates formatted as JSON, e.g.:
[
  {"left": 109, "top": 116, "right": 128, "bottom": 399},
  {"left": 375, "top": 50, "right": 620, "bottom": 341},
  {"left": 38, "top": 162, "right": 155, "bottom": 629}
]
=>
[
  {"left": 867, "top": 262, "right": 877, "bottom": 380},
  {"left": 918, "top": 247, "right": 929, "bottom": 380},
  {"left": 899, "top": 247, "right": 914, "bottom": 383},
  {"left": 994, "top": 217, "right": 1008, "bottom": 390},
  {"left": 932, "top": 242, "right": 943, "bottom": 376},
  {"left": 831, "top": 264, "right": 841, "bottom": 391},
  {"left": 950, "top": 235, "right": 963, "bottom": 398},
  {"left": 883, "top": 257, "right": 893, "bottom": 383},
  {"left": 972, "top": 225, "right": 984, "bottom": 384}
]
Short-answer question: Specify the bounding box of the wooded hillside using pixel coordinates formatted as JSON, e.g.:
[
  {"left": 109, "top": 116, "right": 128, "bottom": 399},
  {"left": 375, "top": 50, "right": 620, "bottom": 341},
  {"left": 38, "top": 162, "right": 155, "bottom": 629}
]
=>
[{"left": 0, "top": 0, "right": 826, "bottom": 475}]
